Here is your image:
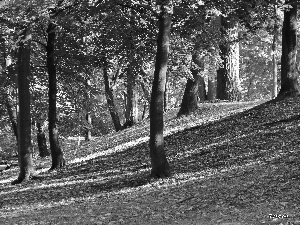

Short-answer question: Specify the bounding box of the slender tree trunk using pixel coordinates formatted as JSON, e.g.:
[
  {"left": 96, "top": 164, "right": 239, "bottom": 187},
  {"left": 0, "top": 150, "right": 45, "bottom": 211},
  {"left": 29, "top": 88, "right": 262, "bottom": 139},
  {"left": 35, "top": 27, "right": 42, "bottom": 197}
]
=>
[
  {"left": 1, "top": 37, "right": 18, "bottom": 146},
  {"left": 103, "top": 56, "right": 123, "bottom": 132},
  {"left": 149, "top": 2, "right": 171, "bottom": 178},
  {"left": 5, "top": 96, "right": 18, "bottom": 142},
  {"left": 216, "top": 16, "right": 241, "bottom": 101},
  {"left": 142, "top": 103, "right": 147, "bottom": 120},
  {"left": 276, "top": 2, "right": 299, "bottom": 99},
  {"left": 124, "top": 66, "right": 138, "bottom": 128},
  {"left": 207, "top": 76, "right": 216, "bottom": 101},
  {"left": 124, "top": 10, "right": 139, "bottom": 128},
  {"left": 84, "top": 79, "right": 92, "bottom": 141},
  {"left": 177, "top": 53, "right": 204, "bottom": 117},
  {"left": 37, "top": 121, "right": 50, "bottom": 157},
  {"left": 194, "top": 54, "right": 206, "bottom": 102},
  {"left": 198, "top": 76, "right": 206, "bottom": 101},
  {"left": 12, "top": 26, "right": 35, "bottom": 184},
  {"left": 272, "top": 6, "right": 279, "bottom": 99},
  {"left": 139, "top": 78, "right": 151, "bottom": 104},
  {"left": 47, "top": 22, "right": 65, "bottom": 170},
  {"left": 85, "top": 113, "right": 92, "bottom": 141}
]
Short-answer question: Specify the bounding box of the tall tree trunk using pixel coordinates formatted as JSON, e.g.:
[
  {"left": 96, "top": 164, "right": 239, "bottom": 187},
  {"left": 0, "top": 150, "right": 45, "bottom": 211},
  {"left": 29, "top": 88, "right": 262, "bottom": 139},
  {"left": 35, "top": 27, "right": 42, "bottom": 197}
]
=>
[
  {"left": 12, "top": 26, "right": 35, "bottom": 184},
  {"left": 198, "top": 76, "right": 206, "bottom": 102},
  {"left": 207, "top": 76, "right": 216, "bottom": 101},
  {"left": 47, "top": 22, "right": 65, "bottom": 170},
  {"left": 177, "top": 53, "right": 204, "bottom": 117},
  {"left": 37, "top": 121, "right": 50, "bottom": 157},
  {"left": 103, "top": 56, "right": 123, "bottom": 132},
  {"left": 216, "top": 16, "right": 241, "bottom": 101},
  {"left": 272, "top": 5, "right": 279, "bottom": 99},
  {"left": 124, "top": 66, "right": 138, "bottom": 128},
  {"left": 1, "top": 37, "right": 18, "bottom": 146},
  {"left": 149, "top": 2, "right": 171, "bottom": 178},
  {"left": 124, "top": 10, "right": 139, "bottom": 128},
  {"left": 194, "top": 54, "right": 206, "bottom": 102},
  {"left": 276, "top": 2, "right": 299, "bottom": 99},
  {"left": 84, "top": 79, "right": 92, "bottom": 141}
]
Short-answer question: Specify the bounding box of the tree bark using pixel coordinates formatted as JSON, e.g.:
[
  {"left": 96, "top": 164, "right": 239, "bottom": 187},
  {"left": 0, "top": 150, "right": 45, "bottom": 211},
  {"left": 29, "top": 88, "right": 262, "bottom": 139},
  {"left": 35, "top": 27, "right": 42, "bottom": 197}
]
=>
[
  {"left": 103, "top": 56, "right": 123, "bottom": 132},
  {"left": 198, "top": 76, "right": 206, "bottom": 102},
  {"left": 207, "top": 76, "right": 216, "bottom": 101},
  {"left": 47, "top": 22, "right": 65, "bottom": 170},
  {"left": 37, "top": 121, "right": 50, "bottom": 158},
  {"left": 124, "top": 65, "right": 138, "bottom": 128},
  {"left": 85, "top": 113, "right": 92, "bottom": 141},
  {"left": 216, "top": 16, "right": 241, "bottom": 101},
  {"left": 84, "top": 79, "right": 92, "bottom": 141},
  {"left": 149, "top": 2, "right": 171, "bottom": 178},
  {"left": 272, "top": 5, "right": 279, "bottom": 99},
  {"left": 164, "top": 74, "right": 169, "bottom": 111},
  {"left": 12, "top": 26, "right": 35, "bottom": 184},
  {"left": 276, "top": 2, "right": 299, "bottom": 99},
  {"left": 177, "top": 53, "right": 204, "bottom": 117}
]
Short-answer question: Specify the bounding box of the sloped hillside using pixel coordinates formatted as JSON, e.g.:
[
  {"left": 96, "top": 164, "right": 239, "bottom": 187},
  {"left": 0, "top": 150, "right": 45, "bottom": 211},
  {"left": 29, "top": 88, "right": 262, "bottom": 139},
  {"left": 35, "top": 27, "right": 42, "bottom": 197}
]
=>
[{"left": 1, "top": 99, "right": 300, "bottom": 225}]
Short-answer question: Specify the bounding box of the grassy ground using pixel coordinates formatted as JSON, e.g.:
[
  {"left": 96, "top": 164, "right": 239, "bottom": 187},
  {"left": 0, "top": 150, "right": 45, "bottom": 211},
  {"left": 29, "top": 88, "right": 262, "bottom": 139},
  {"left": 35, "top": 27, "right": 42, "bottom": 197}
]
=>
[{"left": 1, "top": 98, "right": 300, "bottom": 225}]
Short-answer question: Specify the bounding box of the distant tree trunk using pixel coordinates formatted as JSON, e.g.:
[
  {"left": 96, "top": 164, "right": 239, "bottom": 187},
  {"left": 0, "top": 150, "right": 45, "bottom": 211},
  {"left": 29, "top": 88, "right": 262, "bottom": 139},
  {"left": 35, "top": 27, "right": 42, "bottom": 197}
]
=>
[
  {"left": 1, "top": 37, "right": 18, "bottom": 145},
  {"left": 207, "top": 76, "right": 216, "bottom": 101},
  {"left": 5, "top": 96, "right": 18, "bottom": 142},
  {"left": 103, "top": 56, "right": 123, "bottom": 132},
  {"left": 37, "top": 121, "right": 50, "bottom": 158},
  {"left": 85, "top": 113, "right": 92, "bottom": 141},
  {"left": 177, "top": 78, "right": 199, "bottom": 117},
  {"left": 195, "top": 54, "right": 206, "bottom": 102},
  {"left": 198, "top": 76, "right": 206, "bottom": 102},
  {"left": 124, "top": 66, "right": 138, "bottom": 128},
  {"left": 272, "top": 6, "right": 279, "bottom": 99},
  {"left": 85, "top": 79, "right": 92, "bottom": 141},
  {"left": 276, "top": 2, "right": 299, "bottom": 99},
  {"left": 12, "top": 26, "right": 35, "bottom": 184},
  {"left": 139, "top": 77, "right": 151, "bottom": 104},
  {"left": 177, "top": 53, "right": 204, "bottom": 117},
  {"left": 142, "top": 103, "right": 147, "bottom": 120},
  {"left": 124, "top": 10, "right": 139, "bottom": 128},
  {"left": 216, "top": 16, "right": 241, "bottom": 101},
  {"left": 149, "top": 2, "right": 171, "bottom": 178},
  {"left": 47, "top": 22, "right": 65, "bottom": 170}
]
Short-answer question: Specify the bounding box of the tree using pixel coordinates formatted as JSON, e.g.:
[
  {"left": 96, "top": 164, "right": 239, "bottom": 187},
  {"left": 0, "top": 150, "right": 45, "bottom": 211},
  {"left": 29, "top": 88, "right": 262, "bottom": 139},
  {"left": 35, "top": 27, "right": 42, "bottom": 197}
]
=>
[
  {"left": 36, "top": 121, "right": 50, "bottom": 158},
  {"left": 124, "top": 63, "right": 139, "bottom": 128},
  {"left": 103, "top": 56, "right": 123, "bottom": 132},
  {"left": 149, "top": 0, "right": 172, "bottom": 178},
  {"left": 276, "top": 1, "right": 299, "bottom": 99},
  {"left": 12, "top": 26, "right": 35, "bottom": 184},
  {"left": 47, "top": 21, "right": 65, "bottom": 169},
  {"left": 216, "top": 15, "right": 241, "bottom": 101},
  {"left": 177, "top": 53, "right": 204, "bottom": 117},
  {"left": 272, "top": 5, "right": 280, "bottom": 98}
]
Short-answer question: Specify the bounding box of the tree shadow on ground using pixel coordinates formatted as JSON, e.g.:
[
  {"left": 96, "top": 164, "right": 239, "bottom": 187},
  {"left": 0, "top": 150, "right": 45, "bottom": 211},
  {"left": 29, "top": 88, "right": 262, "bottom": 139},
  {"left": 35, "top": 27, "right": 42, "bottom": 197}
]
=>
[{"left": 1, "top": 97, "right": 300, "bottom": 211}]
